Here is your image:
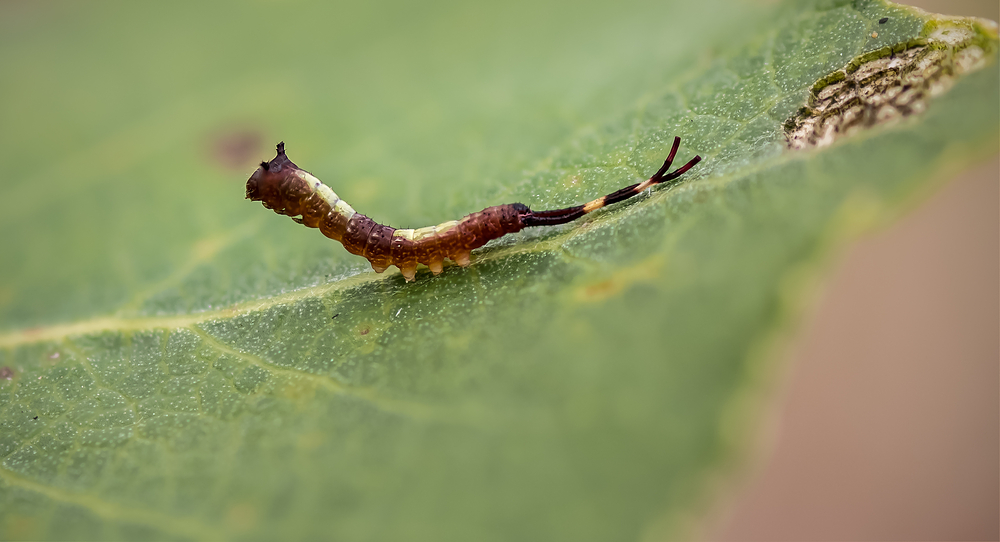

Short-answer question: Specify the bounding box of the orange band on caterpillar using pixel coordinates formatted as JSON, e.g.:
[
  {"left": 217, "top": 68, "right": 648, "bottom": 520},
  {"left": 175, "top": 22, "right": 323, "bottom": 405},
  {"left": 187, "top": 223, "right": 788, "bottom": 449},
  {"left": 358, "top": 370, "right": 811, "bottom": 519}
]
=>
[{"left": 246, "top": 138, "right": 700, "bottom": 281}]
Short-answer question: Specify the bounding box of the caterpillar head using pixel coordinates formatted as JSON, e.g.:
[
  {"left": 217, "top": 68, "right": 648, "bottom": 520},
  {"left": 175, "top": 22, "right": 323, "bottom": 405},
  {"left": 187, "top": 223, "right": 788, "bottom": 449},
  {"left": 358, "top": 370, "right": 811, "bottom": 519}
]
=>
[{"left": 246, "top": 141, "right": 299, "bottom": 201}]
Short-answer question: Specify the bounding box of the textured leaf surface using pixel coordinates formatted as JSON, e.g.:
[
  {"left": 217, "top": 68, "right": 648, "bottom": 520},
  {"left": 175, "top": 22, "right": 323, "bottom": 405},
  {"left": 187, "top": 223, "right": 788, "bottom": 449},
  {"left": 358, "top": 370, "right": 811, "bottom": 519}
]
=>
[{"left": 0, "top": 1, "right": 997, "bottom": 540}]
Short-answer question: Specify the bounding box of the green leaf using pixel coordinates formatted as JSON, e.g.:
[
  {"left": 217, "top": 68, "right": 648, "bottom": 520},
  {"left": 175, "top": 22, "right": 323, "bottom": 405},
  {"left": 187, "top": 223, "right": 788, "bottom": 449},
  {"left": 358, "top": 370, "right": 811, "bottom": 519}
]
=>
[{"left": 0, "top": 1, "right": 996, "bottom": 540}]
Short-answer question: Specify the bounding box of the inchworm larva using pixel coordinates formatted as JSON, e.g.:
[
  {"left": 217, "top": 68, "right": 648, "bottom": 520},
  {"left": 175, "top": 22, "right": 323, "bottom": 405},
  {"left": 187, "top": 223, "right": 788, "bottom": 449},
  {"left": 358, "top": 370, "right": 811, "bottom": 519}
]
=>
[{"left": 246, "top": 137, "right": 700, "bottom": 281}]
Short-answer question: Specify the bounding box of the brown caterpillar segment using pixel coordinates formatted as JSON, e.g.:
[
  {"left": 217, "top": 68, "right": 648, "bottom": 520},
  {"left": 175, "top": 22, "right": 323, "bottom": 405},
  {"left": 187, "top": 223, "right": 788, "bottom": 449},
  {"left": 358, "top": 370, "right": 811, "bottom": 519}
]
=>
[
  {"left": 246, "top": 138, "right": 700, "bottom": 281},
  {"left": 365, "top": 223, "right": 394, "bottom": 273},
  {"left": 342, "top": 214, "right": 376, "bottom": 256}
]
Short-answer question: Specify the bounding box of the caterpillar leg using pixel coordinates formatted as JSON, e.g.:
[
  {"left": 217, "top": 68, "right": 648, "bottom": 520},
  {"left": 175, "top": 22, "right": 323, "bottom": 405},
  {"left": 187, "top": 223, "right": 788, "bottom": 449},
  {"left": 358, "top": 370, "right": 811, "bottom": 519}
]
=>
[
  {"left": 452, "top": 250, "right": 472, "bottom": 267},
  {"left": 522, "top": 136, "right": 701, "bottom": 227},
  {"left": 400, "top": 265, "right": 418, "bottom": 282}
]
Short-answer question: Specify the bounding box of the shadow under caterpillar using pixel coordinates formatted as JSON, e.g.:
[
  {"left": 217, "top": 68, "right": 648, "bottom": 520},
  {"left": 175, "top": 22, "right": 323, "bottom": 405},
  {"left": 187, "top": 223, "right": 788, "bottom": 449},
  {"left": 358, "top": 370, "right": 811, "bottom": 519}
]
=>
[{"left": 246, "top": 137, "right": 700, "bottom": 281}]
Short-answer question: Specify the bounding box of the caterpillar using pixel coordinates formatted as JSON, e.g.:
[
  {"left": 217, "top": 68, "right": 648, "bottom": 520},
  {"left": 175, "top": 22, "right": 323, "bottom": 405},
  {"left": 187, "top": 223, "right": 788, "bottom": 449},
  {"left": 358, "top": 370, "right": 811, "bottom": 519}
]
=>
[{"left": 246, "top": 137, "right": 701, "bottom": 281}]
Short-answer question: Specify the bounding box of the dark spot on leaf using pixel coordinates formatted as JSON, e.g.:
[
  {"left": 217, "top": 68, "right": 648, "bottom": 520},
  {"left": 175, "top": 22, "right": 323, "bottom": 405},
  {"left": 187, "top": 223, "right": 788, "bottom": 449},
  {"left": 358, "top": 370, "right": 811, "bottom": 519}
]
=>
[
  {"left": 0, "top": 367, "right": 13, "bottom": 380},
  {"left": 879, "top": 17, "right": 888, "bottom": 24},
  {"left": 210, "top": 128, "right": 264, "bottom": 171},
  {"left": 33, "top": 416, "right": 38, "bottom": 420},
  {"left": 332, "top": 314, "right": 339, "bottom": 319},
  {"left": 359, "top": 327, "right": 370, "bottom": 336}
]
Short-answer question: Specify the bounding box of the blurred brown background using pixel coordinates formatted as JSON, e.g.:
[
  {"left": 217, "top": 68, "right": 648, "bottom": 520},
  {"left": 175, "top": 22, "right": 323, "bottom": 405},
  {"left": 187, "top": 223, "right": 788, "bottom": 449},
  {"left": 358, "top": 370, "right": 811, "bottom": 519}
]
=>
[{"left": 712, "top": 1, "right": 999, "bottom": 540}]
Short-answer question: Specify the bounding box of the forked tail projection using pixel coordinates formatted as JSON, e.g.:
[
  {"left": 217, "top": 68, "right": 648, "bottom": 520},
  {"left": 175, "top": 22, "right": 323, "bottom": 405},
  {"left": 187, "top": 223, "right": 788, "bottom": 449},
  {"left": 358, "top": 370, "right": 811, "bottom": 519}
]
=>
[{"left": 246, "top": 137, "right": 701, "bottom": 281}]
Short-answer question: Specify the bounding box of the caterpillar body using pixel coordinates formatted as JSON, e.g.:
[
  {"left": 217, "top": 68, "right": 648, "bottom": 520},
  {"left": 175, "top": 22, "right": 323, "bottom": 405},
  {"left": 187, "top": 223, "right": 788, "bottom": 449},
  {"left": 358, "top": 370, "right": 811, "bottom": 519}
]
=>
[{"left": 246, "top": 137, "right": 700, "bottom": 281}]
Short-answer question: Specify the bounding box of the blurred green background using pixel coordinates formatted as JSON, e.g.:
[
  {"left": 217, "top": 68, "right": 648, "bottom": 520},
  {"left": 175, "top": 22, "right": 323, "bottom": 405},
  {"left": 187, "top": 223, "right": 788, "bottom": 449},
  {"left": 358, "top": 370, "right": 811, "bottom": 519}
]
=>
[{"left": 0, "top": 1, "right": 996, "bottom": 541}]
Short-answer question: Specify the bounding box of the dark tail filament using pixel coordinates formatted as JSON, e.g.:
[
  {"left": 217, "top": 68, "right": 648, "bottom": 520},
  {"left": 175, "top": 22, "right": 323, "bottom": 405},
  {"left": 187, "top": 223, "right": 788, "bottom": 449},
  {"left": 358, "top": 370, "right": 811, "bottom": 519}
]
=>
[{"left": 522, "top": 136, "right": 701, "bottom": 227}]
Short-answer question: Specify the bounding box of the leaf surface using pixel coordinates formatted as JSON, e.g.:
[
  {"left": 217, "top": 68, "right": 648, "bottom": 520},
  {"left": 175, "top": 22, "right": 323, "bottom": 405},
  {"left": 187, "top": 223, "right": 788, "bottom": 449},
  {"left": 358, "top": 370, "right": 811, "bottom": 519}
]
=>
[{"left": 0, "top": 1, "right": 997, "bottom": 540}]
